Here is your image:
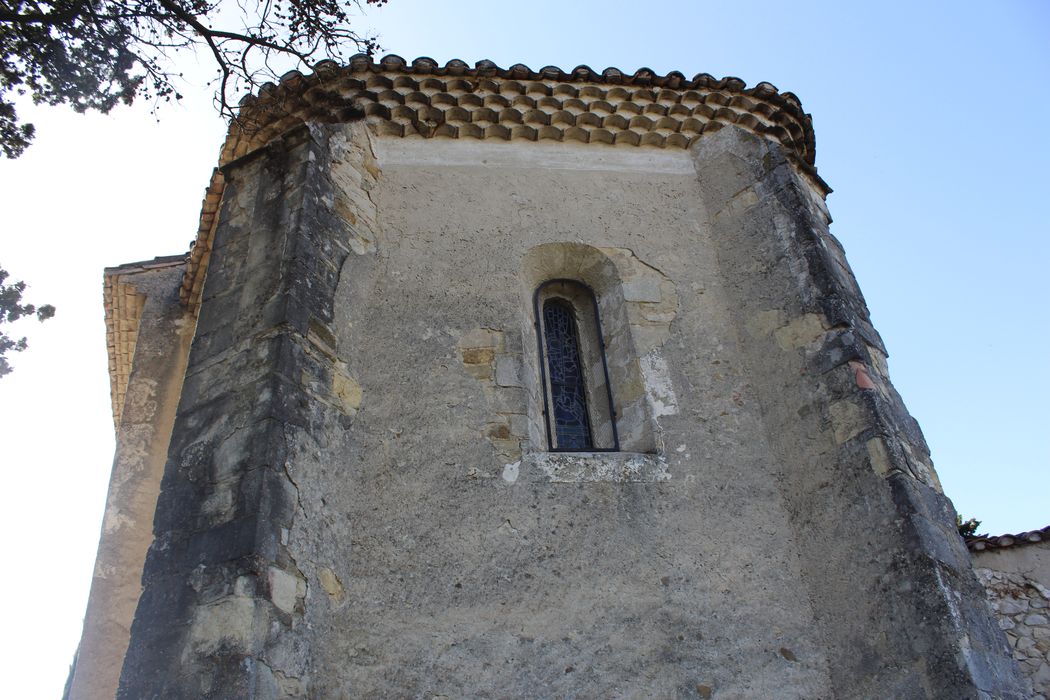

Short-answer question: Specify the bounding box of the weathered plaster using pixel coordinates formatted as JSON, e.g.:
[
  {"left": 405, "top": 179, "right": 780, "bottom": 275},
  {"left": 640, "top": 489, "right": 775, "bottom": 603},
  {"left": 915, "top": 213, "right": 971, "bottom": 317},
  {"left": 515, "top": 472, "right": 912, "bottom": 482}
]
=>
[
  {"left": 83, "top": 97, "right": 1027, "bottom": 698},
  {"left": 68, "top": 261, "right": 194, "bottom": 700},
  {"left": 305, "top": 131, "right": 834, "bottom": 697},
  {"left": 525, "top": 451, "right": 670, "bottom": 483}
]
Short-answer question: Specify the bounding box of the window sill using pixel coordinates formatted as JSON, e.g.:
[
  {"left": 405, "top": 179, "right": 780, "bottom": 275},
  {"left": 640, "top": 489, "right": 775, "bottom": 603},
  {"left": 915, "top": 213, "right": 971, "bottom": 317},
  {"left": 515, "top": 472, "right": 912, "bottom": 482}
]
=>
[{"left": 523, "top": 451, "right": 669, "bottom": 483}]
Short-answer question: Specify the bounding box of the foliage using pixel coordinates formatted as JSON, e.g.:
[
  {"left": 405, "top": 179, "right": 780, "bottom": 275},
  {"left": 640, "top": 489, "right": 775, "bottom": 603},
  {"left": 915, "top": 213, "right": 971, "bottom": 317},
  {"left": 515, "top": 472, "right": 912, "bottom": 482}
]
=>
[
  {"left": 0, "top": 0, "right": 388, "bottom": 157},
  {"left": 0, "top": 266, "right": 54, "bottom": 376},
  {"left": 956, "top": 515, "right": 983, "bottom": 539}
]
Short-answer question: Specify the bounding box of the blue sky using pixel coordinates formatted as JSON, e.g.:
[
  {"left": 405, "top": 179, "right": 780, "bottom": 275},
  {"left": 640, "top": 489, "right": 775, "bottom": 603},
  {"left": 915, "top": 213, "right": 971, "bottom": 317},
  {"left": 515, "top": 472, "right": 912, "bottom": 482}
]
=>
[{"left": 0, "top": 1, "right": 1046, "bottom": 696}]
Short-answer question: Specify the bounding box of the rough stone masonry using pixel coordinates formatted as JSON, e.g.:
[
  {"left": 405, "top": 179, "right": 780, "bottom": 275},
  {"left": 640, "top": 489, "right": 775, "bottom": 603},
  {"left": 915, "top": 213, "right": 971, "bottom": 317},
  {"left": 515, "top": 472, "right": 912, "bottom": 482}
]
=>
[
  {"left": 68, "top": 56, "right": 1032, "bottom": 699},
  {"left": 970, "top": 528, "right": 1050, "bottom": 698}
]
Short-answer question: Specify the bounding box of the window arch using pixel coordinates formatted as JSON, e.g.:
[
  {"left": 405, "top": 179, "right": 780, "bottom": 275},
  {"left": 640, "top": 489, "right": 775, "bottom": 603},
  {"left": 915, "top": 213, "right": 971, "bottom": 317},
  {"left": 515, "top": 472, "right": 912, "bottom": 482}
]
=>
[{"left": 534, "top": 279, "right": 619, "bottom": 452}]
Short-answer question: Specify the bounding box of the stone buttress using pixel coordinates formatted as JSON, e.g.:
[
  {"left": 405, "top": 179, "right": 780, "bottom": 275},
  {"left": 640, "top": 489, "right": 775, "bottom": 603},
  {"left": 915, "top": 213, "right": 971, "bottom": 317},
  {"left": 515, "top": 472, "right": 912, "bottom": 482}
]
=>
[
  {"left": 117, "top": 126, "right": 360, "bottom": 697},
  {"left": 691, "top": 127, "right": 1028, "bottom": 698}
]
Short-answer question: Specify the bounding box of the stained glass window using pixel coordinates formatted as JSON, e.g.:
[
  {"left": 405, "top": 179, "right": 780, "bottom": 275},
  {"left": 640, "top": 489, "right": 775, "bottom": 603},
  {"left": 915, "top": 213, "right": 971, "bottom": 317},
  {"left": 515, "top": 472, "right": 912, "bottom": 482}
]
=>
[{"left": 542, "top": 300, "right": 593, "bottom": 450}]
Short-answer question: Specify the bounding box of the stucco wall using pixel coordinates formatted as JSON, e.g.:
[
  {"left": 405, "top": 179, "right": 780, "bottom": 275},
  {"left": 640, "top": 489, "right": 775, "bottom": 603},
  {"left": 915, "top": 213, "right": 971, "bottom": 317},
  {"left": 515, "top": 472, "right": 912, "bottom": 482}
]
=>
[
  {"left": 974, "top": 542, "right": 1050, "bottom": 698},
  {"left": 283, "top": 131, "right": 833, "bottom": 697}
]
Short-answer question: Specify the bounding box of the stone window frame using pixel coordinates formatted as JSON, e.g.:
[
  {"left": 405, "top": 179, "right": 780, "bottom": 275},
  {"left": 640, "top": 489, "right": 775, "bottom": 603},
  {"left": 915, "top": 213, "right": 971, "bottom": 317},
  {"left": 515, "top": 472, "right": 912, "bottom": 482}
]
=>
[
  {"left": 533, "top": 279, "right": 620, "bottom": 452},
  {"left": 521, "top": 242, "right": 665, "bottom": 458}
]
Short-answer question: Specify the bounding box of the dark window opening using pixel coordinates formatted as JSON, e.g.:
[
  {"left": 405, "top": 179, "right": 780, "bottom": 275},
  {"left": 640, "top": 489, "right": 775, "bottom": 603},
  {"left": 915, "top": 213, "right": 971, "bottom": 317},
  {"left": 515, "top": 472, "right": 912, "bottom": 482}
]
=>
[
  {"left": 534, "top": 279, "right": 619, "bottom": 452},
  {"left": 543, "top": 300, "right": 594, "bottom": 450}
]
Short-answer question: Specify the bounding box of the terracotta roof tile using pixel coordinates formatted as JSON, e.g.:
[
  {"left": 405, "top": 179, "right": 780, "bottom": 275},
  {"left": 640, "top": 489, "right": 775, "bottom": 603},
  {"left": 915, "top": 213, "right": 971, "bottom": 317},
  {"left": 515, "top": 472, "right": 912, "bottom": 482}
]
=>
[
  {"left": 103, "top": 256, "right": 188, "bottom": 430},
  {"left": 966, "top": 525, "right": 1050, "bottom": 552},
  {"left": 180, "top": 55, "right": 825, "bottom": 313}
]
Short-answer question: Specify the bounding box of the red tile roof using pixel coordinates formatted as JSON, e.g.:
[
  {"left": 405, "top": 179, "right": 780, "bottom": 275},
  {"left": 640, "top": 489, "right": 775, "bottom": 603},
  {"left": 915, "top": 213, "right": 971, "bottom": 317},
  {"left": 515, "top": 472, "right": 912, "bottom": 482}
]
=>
[{"left": 966, "top": 525, "right": 1050, "bottom": 552}]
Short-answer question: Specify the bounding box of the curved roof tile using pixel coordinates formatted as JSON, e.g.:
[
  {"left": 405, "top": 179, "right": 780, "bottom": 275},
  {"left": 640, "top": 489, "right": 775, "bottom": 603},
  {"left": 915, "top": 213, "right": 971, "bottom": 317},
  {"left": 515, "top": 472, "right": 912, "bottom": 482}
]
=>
[
  {"left": 966, "top": 525, "right": 1050, "bottom": 552},
  {"left": 180, "top": 56, "right": 823, "bottom": 310}
]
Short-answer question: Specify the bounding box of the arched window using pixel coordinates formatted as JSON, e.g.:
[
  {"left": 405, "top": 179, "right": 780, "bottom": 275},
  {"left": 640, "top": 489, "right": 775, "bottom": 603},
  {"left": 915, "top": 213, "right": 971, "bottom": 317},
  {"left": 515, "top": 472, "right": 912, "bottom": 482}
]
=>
[
  {"left": 542, "top": 300, "right": 593, "bottom": 449},
  {"left": 534, "top": 280, "right": 619, "bottom": 452}
]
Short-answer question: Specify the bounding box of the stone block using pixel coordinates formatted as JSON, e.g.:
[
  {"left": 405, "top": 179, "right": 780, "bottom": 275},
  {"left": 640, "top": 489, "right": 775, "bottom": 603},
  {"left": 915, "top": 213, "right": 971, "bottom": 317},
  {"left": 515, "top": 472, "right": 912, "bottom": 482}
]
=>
[
  {"left": 495, "top": 355, "right": 522, "bottom": 387},
  {"left": 332, "top": 372, "right": 363, "bottom": 414},
  {"left": 318, "top": 568, "right": 345, "bottom": 602},
  {"left": 268, "top": 567, "right": 300, "bottom": 615},
  {"left": 828, "top": 398, "right": 869, "bottom": 444},
  {"left": 622, "top": 277, "right": 662, "bottom": 302},
  {"left": 188, "top": 596, "right": 256, "bottom": 656},
  {"left": 774, "top": 313, "right": 827, "bottom": 351},
  {"left": 505, "top": 412, "right": 529, "bottom": 438},
  {"left": 458, "top": 327, "right": 502, "bottom": 350},
  {"left": 460, "top": 347, "right": 494, "bottom": 365},
  {"left": 1000, "top": 599, "right": 1030, "bottom": 615},
  {"left": 865, "top": 437, "right": 893, "bottom": 477},
  {"left": 483, "top": 386, "right": 527, "bottom": 414}
]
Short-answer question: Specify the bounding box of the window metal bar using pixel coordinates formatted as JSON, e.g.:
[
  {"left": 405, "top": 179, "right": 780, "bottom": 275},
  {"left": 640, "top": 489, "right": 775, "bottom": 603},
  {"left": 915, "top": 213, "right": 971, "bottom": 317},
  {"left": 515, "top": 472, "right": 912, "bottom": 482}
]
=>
[{"left": 533, "top": 279, "right": 621, "bottom": 452}]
